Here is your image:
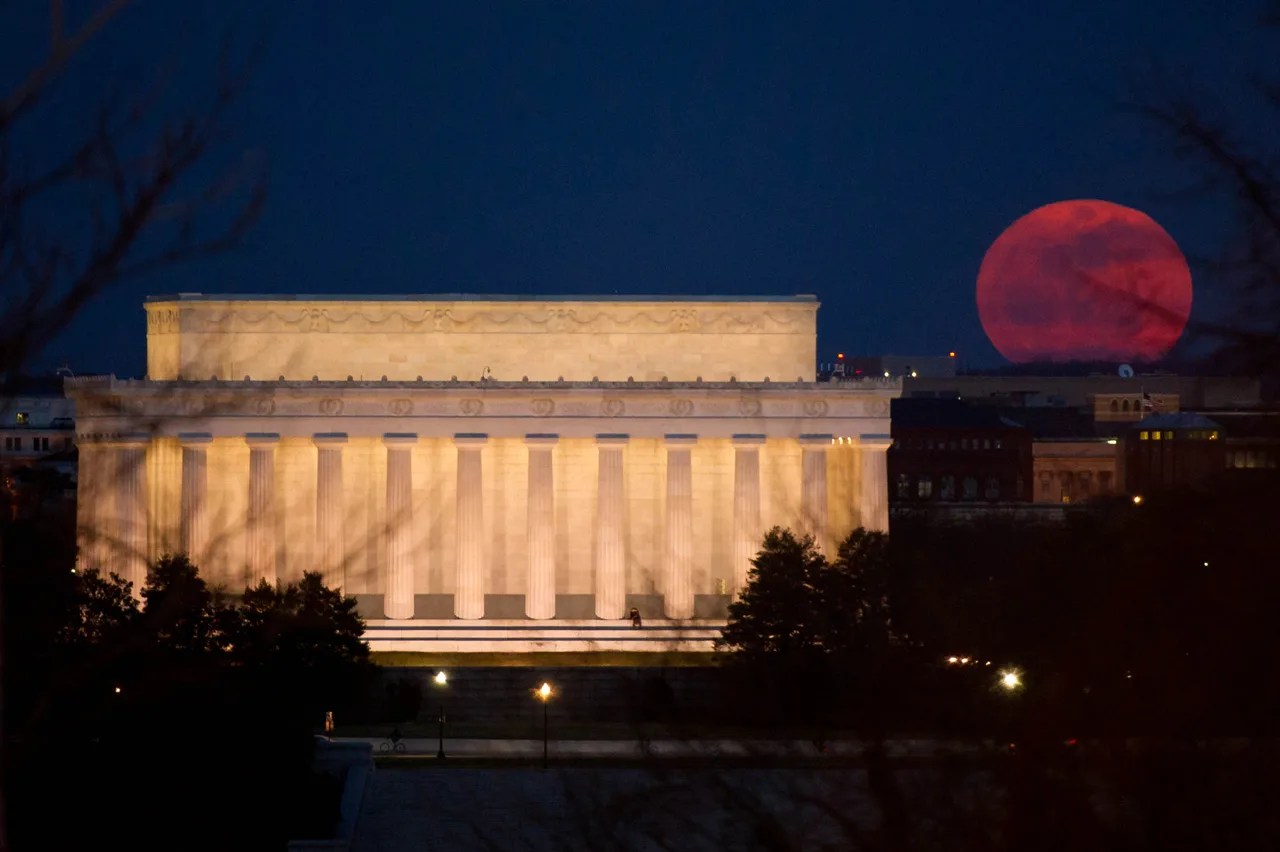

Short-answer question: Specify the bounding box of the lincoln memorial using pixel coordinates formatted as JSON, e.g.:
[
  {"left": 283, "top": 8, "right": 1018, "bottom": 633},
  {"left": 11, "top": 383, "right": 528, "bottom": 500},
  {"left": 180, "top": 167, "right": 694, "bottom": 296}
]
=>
[{"left": 68, "top": 294, "right": 899, "bottom": 651}]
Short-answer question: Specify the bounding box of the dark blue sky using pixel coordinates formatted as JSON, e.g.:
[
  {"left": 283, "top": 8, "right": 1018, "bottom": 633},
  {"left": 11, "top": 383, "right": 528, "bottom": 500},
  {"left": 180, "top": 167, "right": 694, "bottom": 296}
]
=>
[{"left": 9, "top": 1, "right": 1271, "bottom": 376}]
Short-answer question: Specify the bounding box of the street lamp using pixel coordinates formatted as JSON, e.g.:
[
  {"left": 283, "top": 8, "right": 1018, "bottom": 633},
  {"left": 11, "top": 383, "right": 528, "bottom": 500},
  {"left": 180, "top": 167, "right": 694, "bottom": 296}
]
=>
[
  {"left": 536, "top": 682, "right": 553, "bottom": 769},
  {"left": 999, "top": 669, "right": 1022, "bottom": 691},
  {"left": 434, "top": 671, "right": 448, "bottom": 759}
]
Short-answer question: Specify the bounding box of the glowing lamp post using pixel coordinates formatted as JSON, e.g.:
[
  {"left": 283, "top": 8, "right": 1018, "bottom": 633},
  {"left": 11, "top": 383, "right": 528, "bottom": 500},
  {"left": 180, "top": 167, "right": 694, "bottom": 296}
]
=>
[
  {"left": 434, "top": 671, "right": 448, "bottom": 759},
  {"left": 999, "top": 669, "right": 1023, "bottom": 691},
  {"left": 536, "top": 682, "right": 553, "bottom": 769}
]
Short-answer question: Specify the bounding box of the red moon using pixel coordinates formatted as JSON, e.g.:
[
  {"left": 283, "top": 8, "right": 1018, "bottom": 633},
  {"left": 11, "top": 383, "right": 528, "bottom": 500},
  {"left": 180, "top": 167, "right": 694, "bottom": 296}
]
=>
[{"left": 976, "top": 199, "right": 1192, "bottom": 363}]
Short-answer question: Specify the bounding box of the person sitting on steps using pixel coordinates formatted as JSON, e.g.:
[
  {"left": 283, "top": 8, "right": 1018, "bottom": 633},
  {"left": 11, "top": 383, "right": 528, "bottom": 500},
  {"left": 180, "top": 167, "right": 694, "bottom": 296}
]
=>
[{"left": 628, "top": 607, "right": 643, "bottom": 628}]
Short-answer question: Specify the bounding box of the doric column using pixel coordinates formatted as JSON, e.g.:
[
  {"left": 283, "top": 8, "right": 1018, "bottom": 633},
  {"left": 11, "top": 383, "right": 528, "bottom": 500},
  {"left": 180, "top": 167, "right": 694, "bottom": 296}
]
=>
[
  {"left": 179, "top": 433, "right": 212, "bottom": 568},
  {"left": 731, "top": 434, "right": 765, "bottom": 596},
  {"left": 245, "top": 433, "right": 279, "bottom": 587},
  {"left": 313, "top": 433, "right": 347, "bottom": 589},
  {"left": 383, "top": 433, "right": 418, "bottom": 620},
  {"left": 799, "top": 434, "right": 832, "bottom": 549},
  {"left": 594, "top": 434, "right": 628, "bottom": 620},
  {"left": 75, "top": 438, "right": 100, "bottom": 571},
  {"left": 524, "top": 434, "right": 558, "bottom": 620},
  {"left": 858, "top": 434, "right": 893, "bottom": 532},
  {"left": 112, "top": 434, "right": 150, "bottom": 598},
  {"left": 663, "top": 435, "right": 696, "bottom": 619},
  {"left": 454, "top": 433, "right": 487, "bottom": 620}
]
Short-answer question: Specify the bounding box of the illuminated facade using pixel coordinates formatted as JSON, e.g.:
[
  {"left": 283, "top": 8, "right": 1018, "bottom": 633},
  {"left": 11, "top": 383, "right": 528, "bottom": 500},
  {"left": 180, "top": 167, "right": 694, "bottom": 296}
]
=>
[{"left": 68, "top": 294, "right": 898, "bottom": 650}]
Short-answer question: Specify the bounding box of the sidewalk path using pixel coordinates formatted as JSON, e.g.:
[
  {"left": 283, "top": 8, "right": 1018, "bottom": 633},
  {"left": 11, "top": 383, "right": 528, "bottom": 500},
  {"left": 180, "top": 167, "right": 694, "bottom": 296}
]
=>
[{"left": 337, "top": 736, "right": 989, "bottom": 759}]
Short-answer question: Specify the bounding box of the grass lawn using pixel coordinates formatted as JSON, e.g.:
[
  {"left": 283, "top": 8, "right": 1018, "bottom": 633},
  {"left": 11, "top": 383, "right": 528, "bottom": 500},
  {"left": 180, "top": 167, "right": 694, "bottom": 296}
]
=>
[{"left": 371, "top": 651, "right": 723, "bottom": 668}]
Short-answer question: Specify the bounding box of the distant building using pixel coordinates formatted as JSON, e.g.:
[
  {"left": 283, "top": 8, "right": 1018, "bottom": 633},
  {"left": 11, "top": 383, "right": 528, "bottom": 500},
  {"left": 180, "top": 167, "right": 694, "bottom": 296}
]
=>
[
  {"left": 0, "top": 382, "right": 77, "bottom": 519},
  {"left": 1123, "top": 413, "right": 1227, "bottom": 495},
  {"left": 888, "top": 398, "right": 1033, "bottom": 516}
]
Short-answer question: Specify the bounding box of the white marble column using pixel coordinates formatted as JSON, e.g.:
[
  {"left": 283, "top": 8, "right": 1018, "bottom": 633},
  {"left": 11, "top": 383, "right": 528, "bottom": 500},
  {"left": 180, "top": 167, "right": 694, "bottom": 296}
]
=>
[
  {"left": 454, "top": 433, "right": 487, "bottom": 620},
  {"left": 731, "top": 434, "right": 765, "bottom": 596},
  {"left": 179, "top": 433, "right": 212, "bottom": 569},
  {"left": 799, "top": 434, "right": 831, "bottom": 550},
  {"left": 245, "top": 433, "right": 279, "bottom": 587},
  {"left": 75, "top": 439, "right": 99, "bottom": 570},
  {"left": 313, "top": 433, "right": 348, "bottom": 589},
  {"left": 384, "top": 433, "right": 418, "bottom": 620},
  {"left": 525, "top": 434, "right": 558, "bottom": 620},
  {"left": 663, "top": 435, "right": 696, "bottom": 619},
  {"left": 594, "top": 434, "right": 628, "bottom": 620},
  {"left": 112, "top": 434, "right": 150, "bottom": 598},
  {"left": 858, "top": 434, "right": 892, "bottom": 532}
]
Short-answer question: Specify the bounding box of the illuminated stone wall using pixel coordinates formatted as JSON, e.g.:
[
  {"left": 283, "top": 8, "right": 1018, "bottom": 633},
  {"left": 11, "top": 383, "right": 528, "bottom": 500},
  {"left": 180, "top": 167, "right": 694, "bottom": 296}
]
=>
[{"left": 144, "top": 295, "right": 818, "bottom": 383}]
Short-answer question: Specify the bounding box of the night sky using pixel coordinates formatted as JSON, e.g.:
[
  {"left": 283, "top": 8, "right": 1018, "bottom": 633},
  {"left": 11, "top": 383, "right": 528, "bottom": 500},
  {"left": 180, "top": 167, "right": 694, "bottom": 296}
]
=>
[{"left": 7, "top": 1, "right": 1272, "bottom": 377}]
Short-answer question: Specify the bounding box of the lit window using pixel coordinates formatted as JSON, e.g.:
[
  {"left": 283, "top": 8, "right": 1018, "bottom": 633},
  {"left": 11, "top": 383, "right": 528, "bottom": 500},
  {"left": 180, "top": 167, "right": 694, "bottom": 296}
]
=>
[
  {"left": 993, "top": 439, "right": 1003, "bottom": 450},
  {"left": 1209, "top": 431, "right": 1219, "bottom": 440},
  {"left": 940, "top": 475, "right": 956, "bottom": 500},
  {"left": 15, "top": 412, "right": 29, "bottom": 425},
  {"left": 917, "top": 476, "right": 933, "bottom": 499},
  {"left": 1140, "top": 431, "right": 1149, "bottom": 440},
  {"left": 1152, "top": 431, "right": 1161, "bottom": 441},
  {"left": 895, "top": 473, "right": 910, "bottom": 499},
  {"left": 1164, "top": 431, "right": 1173, "bottom": 440}
]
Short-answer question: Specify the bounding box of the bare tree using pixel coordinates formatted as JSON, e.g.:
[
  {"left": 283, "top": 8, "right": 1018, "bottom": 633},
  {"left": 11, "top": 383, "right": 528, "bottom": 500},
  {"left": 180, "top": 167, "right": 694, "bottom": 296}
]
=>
[
  {"left": 1, "top": 3, "right": 265, "bottom": 848},
  {"left": 0, "top": 0, "right": 267, "bottom": 380},
  {"left": 1128, "top": 2, "right": 1280, "bottom": 375}
]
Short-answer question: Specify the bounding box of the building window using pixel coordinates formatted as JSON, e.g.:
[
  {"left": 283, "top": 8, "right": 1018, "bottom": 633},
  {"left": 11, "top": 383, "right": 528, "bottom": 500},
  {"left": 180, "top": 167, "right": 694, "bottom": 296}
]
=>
[
  {"left": 15, "top": 412, "right": 29, "bottom": 425},
  {"left": 917, "top": 476, "right": 933, "bottom": 499},
  {"left": 940, "top": 475, "right": 956, "bottom": 500},
  {"left": 1209, "top": 431, "right": 1219, "bottom": 440},
  {"left": 895, "top": 473, "right": 910, "bottom": 499},
  {"left": 962, "top": 476, "right": 978, "bottom": 500},
  {"left": 1139, "top": 431, "right": 1148, "bottom": 440},
  {"left": 1122, "top": 400, "right": 1130, "bottom": 413},
  {"left": 985, "top": 477, "right": 1000, "bottom": 500},
  {"left": 6, "top": 437, "right": 20, "bottom": 451},
  {"left": 1109, "top": 400, "right": 1119, "bottom": 412},
  {"left": 993, "top": 439, "right": 1002, "bottom": 450},
  {"left": 1164, "top": 431, "right": 1173, "bottom": 440},
  {"left": 36, "top": 437, "right": 49, "bottom": 452},
  {"left": 1152, "top": 431, "right": 1161, "bottom": 441}
]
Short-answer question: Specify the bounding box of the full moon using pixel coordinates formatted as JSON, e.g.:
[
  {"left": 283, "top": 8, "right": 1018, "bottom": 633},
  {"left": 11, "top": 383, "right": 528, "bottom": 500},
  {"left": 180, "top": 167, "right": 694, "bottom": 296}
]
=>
[{"left": 976, "top": 199, "right": 1192, "bottom": 363}]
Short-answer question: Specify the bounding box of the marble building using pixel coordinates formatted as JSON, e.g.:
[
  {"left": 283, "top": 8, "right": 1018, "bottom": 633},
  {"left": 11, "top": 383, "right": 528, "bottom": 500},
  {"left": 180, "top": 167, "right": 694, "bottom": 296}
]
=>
[{"left": 68, "top": 294, "right": 898, "bottom": 651}]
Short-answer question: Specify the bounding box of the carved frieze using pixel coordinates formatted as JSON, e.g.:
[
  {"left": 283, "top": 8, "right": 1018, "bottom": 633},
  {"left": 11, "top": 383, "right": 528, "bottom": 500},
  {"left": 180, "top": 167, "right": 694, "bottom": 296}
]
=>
[
  {"left": 145, "top": 301, "right": 815, "bottom": 336},
  {"left": 389, "top": 398, "right": 414, "bottom": 416}
]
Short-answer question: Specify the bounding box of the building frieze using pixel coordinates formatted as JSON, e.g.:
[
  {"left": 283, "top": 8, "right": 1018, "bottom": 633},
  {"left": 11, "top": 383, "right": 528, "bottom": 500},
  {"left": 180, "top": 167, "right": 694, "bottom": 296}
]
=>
[
  {"left": 66, "top": 376, "right": 897, "bottom": 422},
  {"left": 145, "top": 300, "right": 817, "bottom": 337}
]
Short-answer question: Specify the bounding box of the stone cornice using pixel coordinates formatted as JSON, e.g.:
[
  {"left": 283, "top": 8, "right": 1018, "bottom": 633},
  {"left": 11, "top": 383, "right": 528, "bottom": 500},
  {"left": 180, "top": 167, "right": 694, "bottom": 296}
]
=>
[{"left": 67, "top": 377, "right": 899, "bottom": 421}]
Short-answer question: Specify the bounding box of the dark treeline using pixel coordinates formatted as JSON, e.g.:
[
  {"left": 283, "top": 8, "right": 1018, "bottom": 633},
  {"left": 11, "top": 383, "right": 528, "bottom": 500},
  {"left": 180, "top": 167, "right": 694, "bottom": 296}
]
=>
[
  {"left": 721, "top": 473, "right": 1280, "bottom": 741},
  {"left": 1, "top": 514, "right": 374, "bottom": 851}
]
